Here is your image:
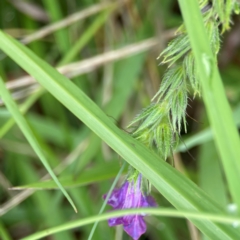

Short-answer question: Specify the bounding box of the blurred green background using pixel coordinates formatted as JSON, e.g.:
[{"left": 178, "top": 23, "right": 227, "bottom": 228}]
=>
[{"left": 0, "top": 0, "right": 240, "bottom": 239}]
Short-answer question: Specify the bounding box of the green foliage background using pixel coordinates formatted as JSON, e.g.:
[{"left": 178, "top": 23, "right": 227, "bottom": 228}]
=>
[{"left": 0, "top": 0, "right": 240, "bottom": 240}]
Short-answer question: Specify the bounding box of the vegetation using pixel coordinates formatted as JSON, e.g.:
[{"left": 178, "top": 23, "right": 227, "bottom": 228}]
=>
[{"left": 0, "top": 0, "right": 240, "bottom": 239}]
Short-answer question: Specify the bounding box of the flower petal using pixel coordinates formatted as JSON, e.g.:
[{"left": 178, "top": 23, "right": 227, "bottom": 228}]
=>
[
  {"left": 103, "top": 181, "right": 129, "bottom": 209},
  {"left": 123, "top": 215, "right": 147, "bottom": 240},
  {"left": 108, "top": 217, "right": 123, "bottom": 227},
  {"left": 103, "top": 174, "right": 157, "bottom": 240},
  {"left": 146, "top": 195, "right": 157, "bottom": 207}
]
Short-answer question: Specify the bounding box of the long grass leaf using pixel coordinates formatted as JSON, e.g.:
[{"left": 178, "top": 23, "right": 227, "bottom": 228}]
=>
[
  {"left": 178, "top": 0, "right": 240, "bottom": 209},
  {"left": 0, "top": 75, "right": 77, "bottom": 213},
  {"left": 22, "top": 208, "right": 240, "bottom": 240}
]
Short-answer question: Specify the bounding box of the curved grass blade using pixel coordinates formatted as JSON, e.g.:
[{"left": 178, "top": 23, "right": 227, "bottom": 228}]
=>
[
  {"left": 0, "top": 76, "right": 77, "bottom": 213},
  {"left": 0, "top": 88, "right": 44, "bottom": 139},
  {"left": 22, "top": 208, "right": 240, "bottom": 240}
]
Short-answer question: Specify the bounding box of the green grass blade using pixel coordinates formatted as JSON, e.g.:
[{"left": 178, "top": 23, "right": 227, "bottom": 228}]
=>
[
  {"left": 42, "top": 0, "right": 70, "bottom": 54},
  {"left": 199, "top": 141, "right": 228, "bottom": 207},
  {"left": 15, "top": 155, "right": 74, "bottom": 240},
  {"left": 0, "top": 88, "right": 44, "bottom": 139},
  {"left": 0, "top": 76, "right": 77, "bottom": 213},
  {"left": 88, "top": 161, "right": 127, "bottom": 240},
  {"left": 12, "top": 161, "right": 125, "bottom": 189},
  {"left": 0, "top": 31, "right": 239, "bottom": 238},
  {"left": 0, "top": 221, "right": 12, "bottom": 240},
  {"left": 59, "top": 9, "right": 112, "bottom": 66},
  {"left": 178, "top": 0, "right": 240, "bottom": 209},
  {"left": 177, "top": 103, "right": 240, "bottom": 152},
  {"left": 22, "top": 208, "right": 240, "bottom": 240}
]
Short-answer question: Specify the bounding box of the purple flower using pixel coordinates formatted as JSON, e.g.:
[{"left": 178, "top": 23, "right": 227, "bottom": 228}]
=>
[{"left": 103, "top": 174, "right": 157, "bottom": 240}]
